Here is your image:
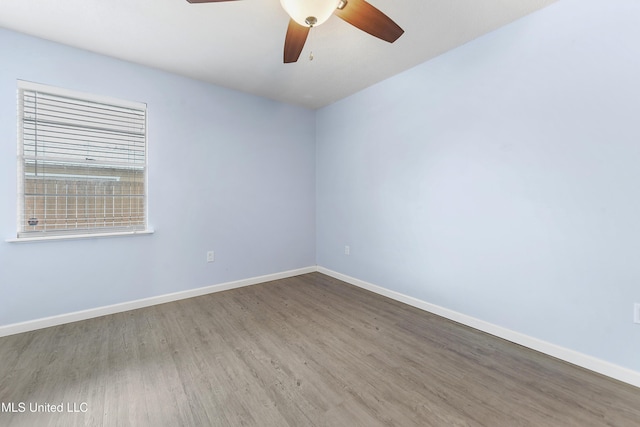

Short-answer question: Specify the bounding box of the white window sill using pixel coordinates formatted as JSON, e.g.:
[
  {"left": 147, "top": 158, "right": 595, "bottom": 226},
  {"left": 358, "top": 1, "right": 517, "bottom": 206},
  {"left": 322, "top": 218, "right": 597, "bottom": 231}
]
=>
[{"left": 6, "top": 229, "right": 154, "bottom": 243}]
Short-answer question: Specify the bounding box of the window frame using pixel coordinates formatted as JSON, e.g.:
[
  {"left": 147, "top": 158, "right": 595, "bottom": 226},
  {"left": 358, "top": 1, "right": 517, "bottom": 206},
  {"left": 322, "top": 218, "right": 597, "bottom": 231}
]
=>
[{"left": 13, "top": 80, "right": 151, "bottom": 242}]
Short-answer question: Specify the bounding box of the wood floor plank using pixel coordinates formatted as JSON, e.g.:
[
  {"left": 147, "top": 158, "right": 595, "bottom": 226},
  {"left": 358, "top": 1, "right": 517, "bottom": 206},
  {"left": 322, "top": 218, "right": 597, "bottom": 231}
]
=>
[{"left": 1, "top": 272, "right": 639, "bottom": 426}]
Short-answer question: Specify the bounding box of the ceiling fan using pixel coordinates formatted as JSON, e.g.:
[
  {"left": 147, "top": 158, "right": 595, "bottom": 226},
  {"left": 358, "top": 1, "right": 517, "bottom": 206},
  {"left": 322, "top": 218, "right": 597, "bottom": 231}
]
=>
[{"left": 186, "top": 0, "right": 404, "bottom": 63}]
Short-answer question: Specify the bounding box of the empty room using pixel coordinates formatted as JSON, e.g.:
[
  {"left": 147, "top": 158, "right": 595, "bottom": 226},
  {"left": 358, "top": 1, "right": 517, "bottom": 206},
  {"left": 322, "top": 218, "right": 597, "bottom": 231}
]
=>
[{"left": 1, "top": 0, "right": 640, "bottom": 425}]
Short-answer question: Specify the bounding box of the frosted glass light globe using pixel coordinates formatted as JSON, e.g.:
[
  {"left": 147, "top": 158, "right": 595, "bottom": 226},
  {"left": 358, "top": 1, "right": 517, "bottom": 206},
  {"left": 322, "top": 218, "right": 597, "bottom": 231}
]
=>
[{"left": 280, "top": 0, "right": 340, "bottom": 27}]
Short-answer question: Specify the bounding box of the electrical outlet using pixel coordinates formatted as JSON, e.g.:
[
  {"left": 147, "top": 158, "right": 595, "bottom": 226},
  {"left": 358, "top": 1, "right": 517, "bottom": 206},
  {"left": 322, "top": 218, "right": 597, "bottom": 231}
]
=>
[
  {"left": 634, "top": 303, "right": 640, "bottom": 324},
  {"left": 207, "top": 251, "right": 215, "bottom": 263},
  {"left": 344, "top": 245, "right": 350, "bottom": 256}
]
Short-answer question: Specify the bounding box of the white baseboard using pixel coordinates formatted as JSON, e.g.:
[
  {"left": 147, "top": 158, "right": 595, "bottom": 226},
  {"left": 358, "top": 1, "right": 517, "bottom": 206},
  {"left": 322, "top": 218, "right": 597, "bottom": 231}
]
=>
[
  {"left": 317, "top": 266, "right": 640, "bottom": 389},
  {"left": 4, "top": 264, "right": 639, "bottom": 389},
  {"left": 0, "top": 266, "right": 316, "bottom": 338}
]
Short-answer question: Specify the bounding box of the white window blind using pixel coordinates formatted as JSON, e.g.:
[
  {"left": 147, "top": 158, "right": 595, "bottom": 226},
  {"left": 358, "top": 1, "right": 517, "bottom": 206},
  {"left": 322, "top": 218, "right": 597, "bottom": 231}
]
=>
[{"left": 17, "top": 81, "right": 148, "bottom": 238}]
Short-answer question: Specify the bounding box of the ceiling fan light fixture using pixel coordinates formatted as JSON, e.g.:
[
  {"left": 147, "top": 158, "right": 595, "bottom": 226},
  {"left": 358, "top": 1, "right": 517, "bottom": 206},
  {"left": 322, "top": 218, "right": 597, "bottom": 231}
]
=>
[{"left": 280, "top": 0, "right": 340, "bottom": 27}]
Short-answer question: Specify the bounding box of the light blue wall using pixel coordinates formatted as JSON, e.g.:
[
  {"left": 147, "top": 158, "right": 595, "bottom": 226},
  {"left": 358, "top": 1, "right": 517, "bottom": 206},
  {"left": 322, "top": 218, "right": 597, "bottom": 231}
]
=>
[
  {"left": 0, "top": 28, "right": 316, "bottom": 325},
  {"left": 316, "top": 0, "right": 640, "bottom": 372}
]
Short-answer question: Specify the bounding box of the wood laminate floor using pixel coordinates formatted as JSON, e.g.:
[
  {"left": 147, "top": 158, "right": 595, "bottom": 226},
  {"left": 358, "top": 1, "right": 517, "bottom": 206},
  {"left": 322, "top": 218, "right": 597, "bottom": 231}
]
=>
[{"left": 1, "top": 272, "right": 639, "bottom": 426}]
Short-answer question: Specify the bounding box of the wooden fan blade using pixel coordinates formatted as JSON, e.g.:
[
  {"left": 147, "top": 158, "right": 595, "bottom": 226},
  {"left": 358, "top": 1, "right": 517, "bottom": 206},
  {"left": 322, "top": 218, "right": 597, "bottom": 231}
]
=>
[
  {"left": 334, "top": 0, "right": 404, "bottom": 43},
  {"left": 186, "top": 0, "right": 239, "bottom": 3},
  {"left": 283, "top": 19, "right": 310, "bottom": 63}
]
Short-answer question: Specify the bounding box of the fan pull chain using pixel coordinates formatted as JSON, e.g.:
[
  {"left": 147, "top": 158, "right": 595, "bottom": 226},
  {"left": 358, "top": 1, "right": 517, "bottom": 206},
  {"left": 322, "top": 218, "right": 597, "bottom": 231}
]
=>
[{"left": 308, "top": 27, "right": 315, "bottom": 61}]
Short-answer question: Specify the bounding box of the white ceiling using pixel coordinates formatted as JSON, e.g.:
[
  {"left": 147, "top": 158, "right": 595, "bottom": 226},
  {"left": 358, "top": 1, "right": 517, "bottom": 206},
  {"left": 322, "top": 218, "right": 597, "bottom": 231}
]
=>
[{"left": 0, "top": 0, "right": 557, "bottom": 109}]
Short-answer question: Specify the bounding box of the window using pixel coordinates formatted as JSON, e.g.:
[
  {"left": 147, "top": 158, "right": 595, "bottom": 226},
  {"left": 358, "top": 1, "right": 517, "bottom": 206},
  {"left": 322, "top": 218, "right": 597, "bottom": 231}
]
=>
[{"left": 16, "top": 81, "right": 148, "bottom": 239}]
